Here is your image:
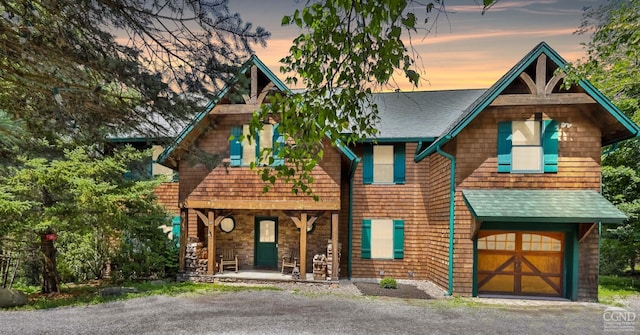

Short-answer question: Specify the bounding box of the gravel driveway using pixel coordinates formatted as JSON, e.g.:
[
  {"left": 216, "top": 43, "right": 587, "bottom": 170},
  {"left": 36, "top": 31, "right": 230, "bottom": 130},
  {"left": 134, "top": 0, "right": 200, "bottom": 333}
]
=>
[{"left": 0, "top": 281, "right": 633, "bottom": 335}]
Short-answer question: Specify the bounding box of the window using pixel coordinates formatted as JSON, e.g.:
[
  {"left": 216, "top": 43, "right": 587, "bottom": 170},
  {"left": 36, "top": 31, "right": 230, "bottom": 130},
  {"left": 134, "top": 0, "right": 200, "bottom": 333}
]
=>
[
  {"left": 361, "top": 219, "right": 404, "bottom": 259},
  {"left": 477, "top": 233, "right": 515, "bottom": 251},
  {"left": 521, "top": 233, "right": 562, "bottom": 252},
  {"left": 497, "top": 120, "right": 558, "bottom": 173},
  {"left": 229, "top": 124, "right": 284, "bottom": 167},
  {"left": 362, "top": 144, "right": 405, "bottom": 184}
]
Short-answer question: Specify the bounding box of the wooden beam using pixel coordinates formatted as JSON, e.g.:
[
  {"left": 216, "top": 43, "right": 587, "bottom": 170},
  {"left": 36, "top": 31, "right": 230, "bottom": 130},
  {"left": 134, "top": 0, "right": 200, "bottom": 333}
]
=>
[
  {"left": 299, "top": 213, "right": 307, "bottom": 281},
  {"left": 290, "top": 215, "right": 302, "bottom": 229},
  {"left": 195, "top": 209, "right": 209, "bottom": 226},
  {"left": 208, "top": 210, "right": 216, "bottom": 275},
  {"left": 257, "top": 82, "right": 275, "bottom": 105},
  {"left": 213, "top": 211, "right": 233, "bottom": 226},
  {"left": 286, "top": 211, "right": 323, "bottom": 231},
  {"left": 307, "top": 216, "right": 319, "bottom": 230},
  {"left": 578, "top": 223, "right": 597, "bottom": 243},
  {"left": 183, "top": 200, "right": 341, "bottom": 211},
  {"left": 536, "top": 54, "right": 547, "bottom": 95},
  {"left": 251, "top": 65, "right": 258, "bottom": 103},
  {"left": 545, "top": 72, "right": 566, "bottom": 94},
  {"left": 519, "top": 72, "right": 536, "bottom": 95},
  {"left": 490, "top": 93, "right": 595, "bottom": 106},
  {"left": 210, "top": 104, "right": 261, "bottom": 115},
  {"left": 331, "top": 212, "right": 339, "bottom": 281}
]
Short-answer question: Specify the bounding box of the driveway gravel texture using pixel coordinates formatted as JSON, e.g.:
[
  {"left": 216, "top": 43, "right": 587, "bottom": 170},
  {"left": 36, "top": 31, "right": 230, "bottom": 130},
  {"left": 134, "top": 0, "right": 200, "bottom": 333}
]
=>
[{"left": 0, "top": 280, "right": 635, "bottom": 335}]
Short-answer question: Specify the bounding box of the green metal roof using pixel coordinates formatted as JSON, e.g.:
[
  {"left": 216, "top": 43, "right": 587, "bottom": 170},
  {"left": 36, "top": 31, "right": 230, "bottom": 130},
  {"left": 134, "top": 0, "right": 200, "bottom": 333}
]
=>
[
  {"left": 414, "top": 41, "right": 640, "bottom": 162},
  {"left": 462, "top": 189, "right": 627, "bottom": 224}
]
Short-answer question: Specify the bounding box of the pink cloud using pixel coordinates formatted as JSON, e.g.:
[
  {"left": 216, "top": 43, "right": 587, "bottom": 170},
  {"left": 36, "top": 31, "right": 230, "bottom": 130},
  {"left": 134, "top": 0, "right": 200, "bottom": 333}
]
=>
[{"left": 412, "top": 28, "right": 577, "bottom": 45}]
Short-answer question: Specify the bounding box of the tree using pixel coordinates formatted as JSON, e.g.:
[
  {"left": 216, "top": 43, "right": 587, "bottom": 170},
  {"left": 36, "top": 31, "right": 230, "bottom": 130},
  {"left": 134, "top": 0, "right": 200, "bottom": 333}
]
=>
[
  {"left": 0, "top": 0, "right": 269, "bottom": 147},
  {"left": 1, "top": 145, "right": 169, "bottom": 292},
  {"left": 564, "top": 0, "right": 640, "bottom": 274},
  {"left": 0, "top": 0, "right": 268, "bottom": 293},
  {"left": 250, "top": 0, "right": 496, "bottom": 196}
]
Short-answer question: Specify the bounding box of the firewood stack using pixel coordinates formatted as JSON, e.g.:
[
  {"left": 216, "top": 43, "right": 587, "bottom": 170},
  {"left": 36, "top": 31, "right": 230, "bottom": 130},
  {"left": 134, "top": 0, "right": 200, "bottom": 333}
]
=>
[
  {"left": 326, "top": 240, "right": 341, "bottom": 280},
  {"left": 312, "top": 254, "right": 327, "bottom": 280},
  {"left": 185, "top": 242, "right": 208, "bottom": 274}
]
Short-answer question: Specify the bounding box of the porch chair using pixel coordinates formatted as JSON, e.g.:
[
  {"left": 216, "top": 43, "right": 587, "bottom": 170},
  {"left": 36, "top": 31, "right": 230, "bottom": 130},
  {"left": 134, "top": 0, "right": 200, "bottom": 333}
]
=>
[
  {"left": 219, "top": 248, "right": 238, "bottom": 274},
  {"left": 281, "top": 248, "right": 299, "bottom": 274}
]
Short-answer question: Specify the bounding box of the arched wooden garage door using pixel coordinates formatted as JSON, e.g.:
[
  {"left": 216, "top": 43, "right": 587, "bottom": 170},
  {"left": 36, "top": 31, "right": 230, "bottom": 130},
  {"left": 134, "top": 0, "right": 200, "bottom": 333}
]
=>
[{"left": 477, "top": 231, "right": 564, "bottom": 297}]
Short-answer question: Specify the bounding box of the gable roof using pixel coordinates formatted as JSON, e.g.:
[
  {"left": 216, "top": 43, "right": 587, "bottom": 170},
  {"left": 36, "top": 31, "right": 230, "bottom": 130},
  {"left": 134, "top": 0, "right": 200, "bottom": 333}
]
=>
[
  {"left": 364, "top": 89, "right": 485, "bottom": 141},
  {"left": 157, "top": 55, "right": 289, "bottom": 166},
  {"left": 414, "top": 41, "right": 640, "bottom": 162}
]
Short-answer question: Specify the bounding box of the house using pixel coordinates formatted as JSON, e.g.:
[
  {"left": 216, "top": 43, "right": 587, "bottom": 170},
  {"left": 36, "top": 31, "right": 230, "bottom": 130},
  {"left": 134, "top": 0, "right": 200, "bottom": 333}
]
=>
[
  {"left": 107, "top": 119, "right": 182, "bottom": 240},
  {"left": 157, "top": 42, "right": 638, "bottom": 301}
]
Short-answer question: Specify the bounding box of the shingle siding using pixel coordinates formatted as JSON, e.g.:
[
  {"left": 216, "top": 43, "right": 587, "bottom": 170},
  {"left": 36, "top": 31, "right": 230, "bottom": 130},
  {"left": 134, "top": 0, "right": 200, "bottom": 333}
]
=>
[
  {"left": 349, "top": 143, "right": 431, "bottom": 280},
  {"left": 452, "top": 105, "right": 603, "bottom": 300}
]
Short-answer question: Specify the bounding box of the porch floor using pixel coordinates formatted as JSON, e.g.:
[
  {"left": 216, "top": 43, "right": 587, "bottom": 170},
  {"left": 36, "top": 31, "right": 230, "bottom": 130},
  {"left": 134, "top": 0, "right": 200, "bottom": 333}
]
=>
[
  {"left": 178, "top": 270, "right": 331, "bottom": 284},
  {"left": 217, "top": 270, "right": 318, "bottom": 281}
]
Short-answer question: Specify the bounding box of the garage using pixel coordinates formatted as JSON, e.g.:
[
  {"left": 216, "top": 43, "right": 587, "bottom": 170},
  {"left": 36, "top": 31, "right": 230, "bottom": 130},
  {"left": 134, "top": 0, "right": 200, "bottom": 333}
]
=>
[
  {"left": 477, "top": 231, "right": 564, "bottom": 297},
  {"left": 462, "top": 189, "right": 628, "bottom": 300}
]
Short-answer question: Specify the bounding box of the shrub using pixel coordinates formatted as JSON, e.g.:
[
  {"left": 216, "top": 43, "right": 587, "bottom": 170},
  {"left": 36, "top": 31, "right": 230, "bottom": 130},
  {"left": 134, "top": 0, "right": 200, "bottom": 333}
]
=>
[
  {"left": 600, "top": 236, "right": 630, "bottom": 276},
  {"left": 379, "top": 277, "right": 397, "bottom": 289}
]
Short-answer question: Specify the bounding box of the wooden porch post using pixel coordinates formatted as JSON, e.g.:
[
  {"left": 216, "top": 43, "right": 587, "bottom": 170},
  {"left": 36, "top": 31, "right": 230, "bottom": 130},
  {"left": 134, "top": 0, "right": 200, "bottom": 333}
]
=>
[
  {"left": 299, "top": 213, "right": 308, "bottom": 280},
  {"left": 331, "top": 212, "right": 339, "bottom": 281},
  {"left": 208, "top": 210, "right": 216, "bottom": 275}
]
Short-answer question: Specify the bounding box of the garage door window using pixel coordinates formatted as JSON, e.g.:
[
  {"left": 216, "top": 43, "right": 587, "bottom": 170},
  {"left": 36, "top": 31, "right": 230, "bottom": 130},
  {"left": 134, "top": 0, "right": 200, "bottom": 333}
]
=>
[
  {"left": 521, "top": 233, "right": 562, "bottom": 251},
  {"left": 477, "top": 233, "right": 515, "bottom": 251}
]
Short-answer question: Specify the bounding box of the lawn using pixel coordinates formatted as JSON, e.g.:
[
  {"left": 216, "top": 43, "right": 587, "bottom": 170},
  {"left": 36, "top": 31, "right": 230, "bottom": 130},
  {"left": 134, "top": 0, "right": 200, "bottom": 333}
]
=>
[
  {"left": 598, "top": 275, "right": 640, "bottom": 305},
  {"left": 6, "top": 275, "right": 640, "bottom": 310},
  {"left": 9, "top": 280, "right": 280, "bottom": 310}
]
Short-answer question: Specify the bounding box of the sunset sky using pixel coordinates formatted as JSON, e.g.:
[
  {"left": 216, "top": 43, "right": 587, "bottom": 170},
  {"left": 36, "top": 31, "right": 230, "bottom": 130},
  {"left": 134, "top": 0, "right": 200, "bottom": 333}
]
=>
[{"left": 228, "top": 0, "right": 605, "bottom": 91}]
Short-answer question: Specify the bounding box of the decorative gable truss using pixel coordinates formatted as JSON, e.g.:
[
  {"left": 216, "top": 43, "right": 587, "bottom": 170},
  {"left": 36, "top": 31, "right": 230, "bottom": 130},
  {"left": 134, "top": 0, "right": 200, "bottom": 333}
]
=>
[
  {"left": 490, "top": 53, "right": 595, "bottom": 106},
  {"left": 157, "top": 55, "right": 290, "bottom": 170}
]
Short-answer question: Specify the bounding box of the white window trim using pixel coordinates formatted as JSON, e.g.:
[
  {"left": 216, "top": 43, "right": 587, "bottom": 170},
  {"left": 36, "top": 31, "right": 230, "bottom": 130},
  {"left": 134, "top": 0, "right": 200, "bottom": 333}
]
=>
[
  {"left": 511, "top": 120, "right": 543, "bottom": 173},
  {"left": 372, "top": 145, "right": 394, "bottom": 184},
  {"left": 370, "top": 219, "right": 394, "bottom": 259},
  {"left": 241, "top": 124, "right": 274, "bottom": 167}
]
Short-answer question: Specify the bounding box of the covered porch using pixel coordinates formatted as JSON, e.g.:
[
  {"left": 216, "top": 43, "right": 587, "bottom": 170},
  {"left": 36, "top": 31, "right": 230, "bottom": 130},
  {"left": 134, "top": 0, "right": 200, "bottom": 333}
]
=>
[{"left": 177, "top": 203, "right": 342, "bottom": 282}]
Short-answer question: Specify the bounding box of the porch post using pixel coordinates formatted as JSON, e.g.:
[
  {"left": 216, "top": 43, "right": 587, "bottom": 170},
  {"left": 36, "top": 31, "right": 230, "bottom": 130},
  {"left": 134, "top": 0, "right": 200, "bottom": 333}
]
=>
[
  {"left": 299, "top": 213, "right": 308, "bottom": 280},
  {"left": 207, "top": 210, "right": 216, "bottom": 275},
  {"left": 331, "top": 212, "right": 339, "bottom": 281}
]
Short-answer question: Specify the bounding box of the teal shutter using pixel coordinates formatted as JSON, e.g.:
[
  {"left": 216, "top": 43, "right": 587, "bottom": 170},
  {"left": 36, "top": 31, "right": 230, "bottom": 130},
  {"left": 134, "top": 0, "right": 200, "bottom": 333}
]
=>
[
  {"left": 497, "top": 121, "right": 512, "bottom": 173},
  {"left": 393, "top": 219, "right": 404, "bottom": 259},
  {"left": 542, "top": 120, "right": 559, "bottom": 173},
  {"left": 393, "top": 143, "right": 405, "bottom": 184},
  {"left": 361, "top": 219, "right": 371, "bottom": 259},
  {"left": 272, "top": 124, "right": 284, "bottom": 166},
  {"left": 229, "top": 126, "right": 243, "bottom": 166},
  {"left": 171, "top": 216, "right": 181, "bottom": 240},
  {"left": 362, "top": 145, "right": 373, "bottom": 184}
]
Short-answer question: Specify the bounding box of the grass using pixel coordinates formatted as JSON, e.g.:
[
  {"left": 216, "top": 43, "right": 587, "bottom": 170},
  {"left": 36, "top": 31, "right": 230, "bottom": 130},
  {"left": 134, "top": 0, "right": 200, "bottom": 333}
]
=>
[
  {"left": 8, "top": 274, "right": 639, "bottom": 310},
  {"left": 598, "top": 275, "right": 640, "bottom": 306},
  {"left": 8, "top": 280, "right": 280, "bottom": 311}
]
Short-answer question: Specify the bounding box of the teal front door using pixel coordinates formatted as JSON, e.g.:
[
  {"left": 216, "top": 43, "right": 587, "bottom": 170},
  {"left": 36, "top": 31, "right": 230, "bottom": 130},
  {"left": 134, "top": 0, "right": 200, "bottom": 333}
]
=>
[{"left": 254, "top": 217, "right": 278, "bottom": 268}]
